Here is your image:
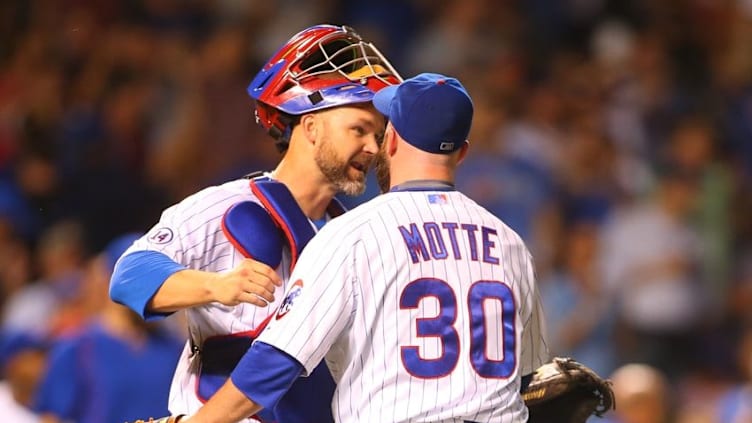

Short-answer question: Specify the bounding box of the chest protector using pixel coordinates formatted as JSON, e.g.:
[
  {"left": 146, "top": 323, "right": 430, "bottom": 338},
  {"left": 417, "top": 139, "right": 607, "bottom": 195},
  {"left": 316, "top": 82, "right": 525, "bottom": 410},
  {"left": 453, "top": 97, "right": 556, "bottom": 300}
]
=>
[{"left": 198, "top": 176, "right": 345, "bottom": 423}]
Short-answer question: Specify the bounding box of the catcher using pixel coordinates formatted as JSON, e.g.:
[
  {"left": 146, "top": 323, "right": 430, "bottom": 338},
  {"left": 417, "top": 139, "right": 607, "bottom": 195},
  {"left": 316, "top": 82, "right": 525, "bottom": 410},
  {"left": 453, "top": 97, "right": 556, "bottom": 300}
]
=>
[{"left": 522, "top": 357, "right": 616, "bottom": 423}]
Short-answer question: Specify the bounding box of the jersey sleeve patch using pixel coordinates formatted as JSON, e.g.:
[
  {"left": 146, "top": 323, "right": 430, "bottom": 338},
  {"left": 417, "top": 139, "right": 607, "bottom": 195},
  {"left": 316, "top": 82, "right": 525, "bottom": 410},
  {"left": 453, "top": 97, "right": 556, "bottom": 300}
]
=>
[
  {"left": 147, "top": 227, "right": 174, "bottom": 244},
  {"left": 276, "top": 279, "right": 304, "bottom": 320}
]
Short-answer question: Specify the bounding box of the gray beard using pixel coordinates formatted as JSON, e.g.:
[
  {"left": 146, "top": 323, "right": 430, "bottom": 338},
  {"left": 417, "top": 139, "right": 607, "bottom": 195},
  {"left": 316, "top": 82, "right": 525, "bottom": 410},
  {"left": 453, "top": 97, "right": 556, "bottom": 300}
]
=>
[{"left": 314, "top": 138, "right": 366, "bottom": 196}]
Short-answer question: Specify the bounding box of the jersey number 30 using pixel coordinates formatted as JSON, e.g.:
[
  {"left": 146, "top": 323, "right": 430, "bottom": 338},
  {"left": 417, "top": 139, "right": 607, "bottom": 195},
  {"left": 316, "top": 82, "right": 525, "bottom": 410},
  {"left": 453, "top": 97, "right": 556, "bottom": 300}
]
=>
[{"left": 399, "top": 279, "right": 516, "bottom": 379}]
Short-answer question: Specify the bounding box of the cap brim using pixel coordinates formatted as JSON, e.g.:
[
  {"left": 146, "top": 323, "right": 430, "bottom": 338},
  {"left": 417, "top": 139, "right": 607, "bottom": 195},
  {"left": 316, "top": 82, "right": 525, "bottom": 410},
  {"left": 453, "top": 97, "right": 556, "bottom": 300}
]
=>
[{"left": 372, "top": 85, "right": 399, "bottom": 117}]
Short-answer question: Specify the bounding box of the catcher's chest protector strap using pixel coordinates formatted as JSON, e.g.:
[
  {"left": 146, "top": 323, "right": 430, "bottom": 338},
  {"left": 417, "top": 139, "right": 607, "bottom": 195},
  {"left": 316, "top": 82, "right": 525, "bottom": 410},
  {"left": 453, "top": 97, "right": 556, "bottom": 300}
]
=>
[{"left": 222, "top": 177, "right": 345, "bottom": 272}]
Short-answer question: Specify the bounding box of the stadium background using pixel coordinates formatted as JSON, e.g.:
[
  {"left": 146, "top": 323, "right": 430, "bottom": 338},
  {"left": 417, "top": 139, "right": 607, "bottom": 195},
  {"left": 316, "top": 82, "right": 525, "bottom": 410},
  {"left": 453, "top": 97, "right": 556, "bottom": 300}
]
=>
[{"left": 1, "top": 0, "right": 752, "bottom": 421}]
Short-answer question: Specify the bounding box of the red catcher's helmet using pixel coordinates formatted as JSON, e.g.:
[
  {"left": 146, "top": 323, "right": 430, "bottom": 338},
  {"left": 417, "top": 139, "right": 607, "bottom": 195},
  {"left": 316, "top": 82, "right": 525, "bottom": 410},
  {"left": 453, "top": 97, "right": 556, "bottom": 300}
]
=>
[{"left": 247, "top": 24, "right": 402, "bottom": 150}]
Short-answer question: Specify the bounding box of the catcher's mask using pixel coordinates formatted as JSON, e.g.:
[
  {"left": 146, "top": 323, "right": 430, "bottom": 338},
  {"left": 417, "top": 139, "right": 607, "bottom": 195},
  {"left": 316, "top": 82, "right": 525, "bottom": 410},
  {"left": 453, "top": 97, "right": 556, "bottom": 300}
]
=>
[{"left": 248, "top": 24, "right": 402, "bottom": 152}]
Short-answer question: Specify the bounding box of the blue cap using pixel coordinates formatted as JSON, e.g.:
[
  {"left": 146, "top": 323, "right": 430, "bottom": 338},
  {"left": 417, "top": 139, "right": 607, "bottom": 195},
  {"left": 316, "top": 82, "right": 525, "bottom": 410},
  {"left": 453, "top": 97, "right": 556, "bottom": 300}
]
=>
[
  {"left": 104, "top": 232, "right": 142, "bottom": 274},
  {"left": 373, "top": 73, "right": 473, "bottom": 154}
]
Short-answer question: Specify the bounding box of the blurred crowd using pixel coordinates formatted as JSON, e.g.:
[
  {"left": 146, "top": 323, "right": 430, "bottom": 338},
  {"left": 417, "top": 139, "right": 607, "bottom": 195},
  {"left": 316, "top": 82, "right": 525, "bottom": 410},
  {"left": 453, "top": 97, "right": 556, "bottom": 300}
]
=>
[{"left": 1, "top": 0, "right": 752, "bottom": 422}]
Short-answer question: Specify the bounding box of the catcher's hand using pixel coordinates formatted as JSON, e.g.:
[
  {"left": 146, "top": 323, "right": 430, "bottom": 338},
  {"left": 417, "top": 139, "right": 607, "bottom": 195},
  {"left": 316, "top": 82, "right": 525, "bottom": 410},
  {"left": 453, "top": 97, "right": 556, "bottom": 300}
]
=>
[
  {"left": 129, "top": 416, "right": 185, "bottom": 423},
  {"left": 522, "top": 357, "right": 615, "bottom": 423}
]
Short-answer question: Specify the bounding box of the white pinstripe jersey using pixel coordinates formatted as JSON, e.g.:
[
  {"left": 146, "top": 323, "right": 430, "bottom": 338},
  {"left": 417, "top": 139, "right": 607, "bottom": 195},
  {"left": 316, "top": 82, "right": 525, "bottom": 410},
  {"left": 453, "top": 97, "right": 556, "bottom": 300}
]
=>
[
  {"left": 258, "top": 189, "right": 550, "bottom": 423},
  {"left": 122, "top": 176, "right": 301, "bottom": 421}
]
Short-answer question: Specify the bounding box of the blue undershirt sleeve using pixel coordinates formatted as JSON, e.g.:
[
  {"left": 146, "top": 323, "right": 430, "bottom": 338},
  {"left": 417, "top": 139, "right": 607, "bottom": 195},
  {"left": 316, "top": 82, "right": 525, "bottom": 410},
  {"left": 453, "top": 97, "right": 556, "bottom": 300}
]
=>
[
  {"left": 109, "top": 250, "right": 187, "bottom": 320},
  {"left": 230, "top": 342, "right": 304, "bottom": 411}
]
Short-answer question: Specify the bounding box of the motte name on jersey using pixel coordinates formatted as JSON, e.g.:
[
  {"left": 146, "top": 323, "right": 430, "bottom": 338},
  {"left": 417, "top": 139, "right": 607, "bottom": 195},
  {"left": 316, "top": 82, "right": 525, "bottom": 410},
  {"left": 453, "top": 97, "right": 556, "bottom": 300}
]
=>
[{"left": 399, "top": 221, "right": 500, "bottom": 264}]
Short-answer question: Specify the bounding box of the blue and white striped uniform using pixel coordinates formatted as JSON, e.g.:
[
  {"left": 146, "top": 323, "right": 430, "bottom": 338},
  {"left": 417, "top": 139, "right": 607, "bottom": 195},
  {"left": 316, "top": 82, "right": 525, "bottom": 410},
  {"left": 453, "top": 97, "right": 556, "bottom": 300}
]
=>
[
  {"left": 116, "top": 175, "right": 301, "bottom": 422},
  {"left": 256, "top": 185, "right": 549, "bottom": 422}
]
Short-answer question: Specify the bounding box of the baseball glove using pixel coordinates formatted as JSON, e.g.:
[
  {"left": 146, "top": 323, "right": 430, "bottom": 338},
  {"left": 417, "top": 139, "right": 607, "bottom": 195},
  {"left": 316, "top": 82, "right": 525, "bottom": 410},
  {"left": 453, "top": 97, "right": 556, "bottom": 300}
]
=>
[{"left": 522, "top": 357, "right": 615, "bottom": 423}]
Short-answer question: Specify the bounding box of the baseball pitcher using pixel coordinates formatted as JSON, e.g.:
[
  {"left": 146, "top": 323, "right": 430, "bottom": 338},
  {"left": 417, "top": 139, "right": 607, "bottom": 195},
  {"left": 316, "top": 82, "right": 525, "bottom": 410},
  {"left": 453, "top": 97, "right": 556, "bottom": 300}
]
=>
[{"left": 182, "top": 73, "right": 550, "bottom": 423}]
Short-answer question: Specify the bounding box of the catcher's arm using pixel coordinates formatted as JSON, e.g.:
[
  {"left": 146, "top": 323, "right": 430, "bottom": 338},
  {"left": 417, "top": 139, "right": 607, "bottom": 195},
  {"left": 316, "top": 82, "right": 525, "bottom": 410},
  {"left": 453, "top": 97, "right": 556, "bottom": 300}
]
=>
[
  {"left": 110, "top": 253, "right": 281, "bottom": 314},
  {"left": 522, "top": 357, "right": 615, "bottom": 423}
]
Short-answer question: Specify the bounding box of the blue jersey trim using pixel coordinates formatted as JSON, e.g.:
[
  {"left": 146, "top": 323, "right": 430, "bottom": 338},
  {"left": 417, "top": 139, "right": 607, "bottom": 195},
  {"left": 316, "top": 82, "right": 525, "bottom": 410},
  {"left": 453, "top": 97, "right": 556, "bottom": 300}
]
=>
[
  {"left": 230, "top": 342, "right": 303, "bottom": 411},
  {"left": 109, "top": 250, "right": 186, "bottom": 320}
]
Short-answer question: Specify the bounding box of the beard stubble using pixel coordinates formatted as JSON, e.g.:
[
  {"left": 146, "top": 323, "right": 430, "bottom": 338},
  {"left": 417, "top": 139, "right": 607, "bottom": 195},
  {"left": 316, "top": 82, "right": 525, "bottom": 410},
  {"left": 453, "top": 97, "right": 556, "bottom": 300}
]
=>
[{"left": 314, "top": 137, "right": 367, "bottom": 196}]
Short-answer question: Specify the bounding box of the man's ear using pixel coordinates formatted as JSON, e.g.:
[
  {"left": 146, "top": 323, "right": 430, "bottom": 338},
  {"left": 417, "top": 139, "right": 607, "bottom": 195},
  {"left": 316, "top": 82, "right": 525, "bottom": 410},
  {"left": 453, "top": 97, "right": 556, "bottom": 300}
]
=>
[
  {"left": 456, "top": 140, "right": 470, "bottom": 164},
  {"left": 385, "top": 124, "right": 398, "bottom": 156},
  {"left": 300, "top": 113, "right": 318, "bottom": 144}
]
